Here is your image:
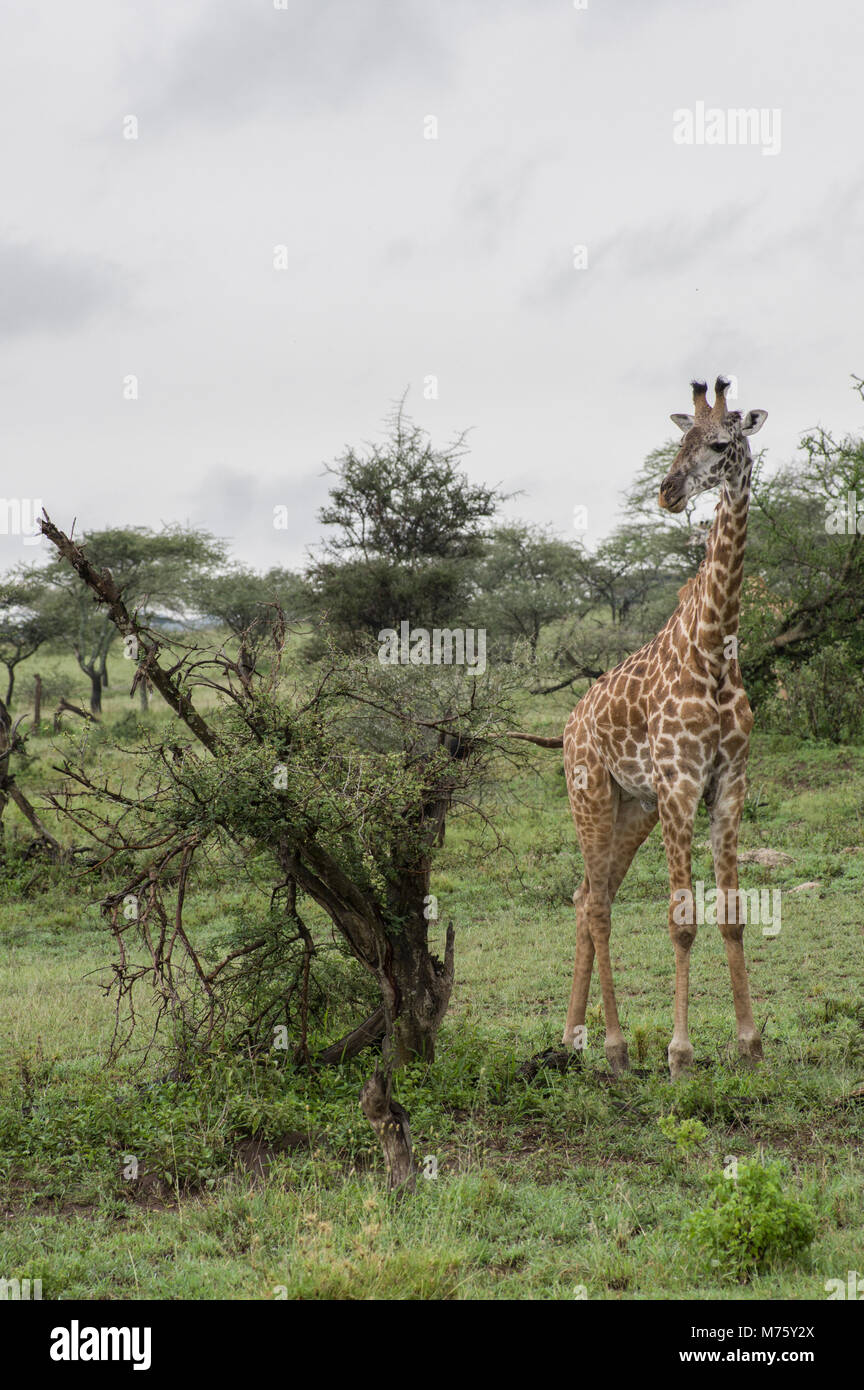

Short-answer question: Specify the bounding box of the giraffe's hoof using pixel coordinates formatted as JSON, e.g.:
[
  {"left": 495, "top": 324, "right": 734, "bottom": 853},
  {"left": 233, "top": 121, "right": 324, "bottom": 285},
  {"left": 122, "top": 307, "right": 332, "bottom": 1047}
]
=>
[
  {"left": 605, "top": 1040, "right": 629, "bottom": 1075},
  {"left": 738, "top": 1034, "right": 764, "bottom": 1065},
  {"left": 668, "top": 1041, "right": 694, "bottom": 1080}
]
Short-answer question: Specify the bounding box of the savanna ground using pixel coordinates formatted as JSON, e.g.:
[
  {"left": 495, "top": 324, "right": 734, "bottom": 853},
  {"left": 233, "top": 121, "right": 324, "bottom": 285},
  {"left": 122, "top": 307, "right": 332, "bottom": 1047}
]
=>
[{"left": 0, "top": 644, "right": 862, "bottom": 1300}]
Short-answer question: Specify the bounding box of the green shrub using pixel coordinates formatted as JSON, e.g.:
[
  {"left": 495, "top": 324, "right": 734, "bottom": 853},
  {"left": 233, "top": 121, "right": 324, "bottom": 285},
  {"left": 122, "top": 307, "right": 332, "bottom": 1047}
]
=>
[
  {"left": 686, "top": 1158, "right": 816, "bottom": 1282},
  {"left": 762, "top": 642, "right": 864, "bottom": 743},
  {"left": 657, "top": 1112, "right": 707, "bottom": 1155}
]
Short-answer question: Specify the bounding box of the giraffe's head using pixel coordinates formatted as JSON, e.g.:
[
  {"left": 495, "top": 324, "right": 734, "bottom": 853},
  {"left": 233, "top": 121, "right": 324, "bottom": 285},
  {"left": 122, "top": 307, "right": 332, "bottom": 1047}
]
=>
[{"left": 658, "top": 377, "right": 767, "bottom": 513}]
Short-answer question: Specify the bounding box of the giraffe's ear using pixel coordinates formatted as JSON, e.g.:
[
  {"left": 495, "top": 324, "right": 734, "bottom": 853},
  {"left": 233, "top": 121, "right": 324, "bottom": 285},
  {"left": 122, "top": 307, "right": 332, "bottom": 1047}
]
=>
[
  {"left": 741, "top": 409, "right": 768, "bottom": 436},
  {"left": 670, "top": 413, "right": 694, "bottom": 432}
]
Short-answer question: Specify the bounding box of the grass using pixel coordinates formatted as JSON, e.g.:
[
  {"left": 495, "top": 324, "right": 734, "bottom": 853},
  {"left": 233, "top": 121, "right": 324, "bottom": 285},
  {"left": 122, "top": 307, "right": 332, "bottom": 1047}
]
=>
[{"left": 0, "top": 648, "right": 863, "bottom": 1299}]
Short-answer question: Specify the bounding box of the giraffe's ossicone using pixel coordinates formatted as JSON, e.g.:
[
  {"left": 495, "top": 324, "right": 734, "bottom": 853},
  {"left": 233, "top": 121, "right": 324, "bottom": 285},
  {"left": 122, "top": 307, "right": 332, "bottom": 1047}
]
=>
[{"left": 561, "top": 376, "right": 768, "bottom": 1080}]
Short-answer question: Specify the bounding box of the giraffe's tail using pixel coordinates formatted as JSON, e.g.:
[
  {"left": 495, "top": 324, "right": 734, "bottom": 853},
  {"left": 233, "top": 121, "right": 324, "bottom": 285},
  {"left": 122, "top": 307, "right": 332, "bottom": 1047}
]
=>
[{"left": 507, "top": 731, "right": 564, "bottom": 748}]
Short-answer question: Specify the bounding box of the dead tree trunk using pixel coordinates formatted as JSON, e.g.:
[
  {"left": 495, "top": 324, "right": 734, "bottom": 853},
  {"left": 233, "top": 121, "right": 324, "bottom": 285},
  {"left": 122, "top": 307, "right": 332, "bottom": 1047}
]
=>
[
  {"left": 359, "top": 1068, "right": 416, "bottom": 1193},
  {"left": 33, "top": 675, "right": 42, "bottom": 728},
  {"left": 316, "top": 1006, "right": 386, "bottom": 1064},
  {"left": 386, "top": 920, "right": 455, "bottom": 1066},
  {"left": 285, "top": 836, "right": 456, "bottom": 1068}
]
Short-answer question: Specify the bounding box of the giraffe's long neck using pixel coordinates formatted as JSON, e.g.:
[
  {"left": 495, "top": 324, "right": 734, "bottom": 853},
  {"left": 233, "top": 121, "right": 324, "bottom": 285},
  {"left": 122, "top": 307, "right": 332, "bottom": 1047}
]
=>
[{"left": 692, "top": 441, "right": 752, "bottom": 668}]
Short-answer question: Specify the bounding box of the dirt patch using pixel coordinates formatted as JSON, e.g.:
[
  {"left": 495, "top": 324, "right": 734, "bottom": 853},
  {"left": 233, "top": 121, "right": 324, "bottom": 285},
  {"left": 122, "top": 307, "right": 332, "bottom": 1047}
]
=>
[
  {"left": 125, "top": 1132, "right": 314, "bottom": 1204},
  {"left": 125, "top": 1168, "right": 177, "bottom": 1210},
  {"left": 738, "top": 848, "right": 794, "bottom": 867},
  {"left": 233, "top": 1132, "right": 311, "bottom": 1181},
  {"left": 1, "top": 1131, "right": 317, "bottom": 1217}
]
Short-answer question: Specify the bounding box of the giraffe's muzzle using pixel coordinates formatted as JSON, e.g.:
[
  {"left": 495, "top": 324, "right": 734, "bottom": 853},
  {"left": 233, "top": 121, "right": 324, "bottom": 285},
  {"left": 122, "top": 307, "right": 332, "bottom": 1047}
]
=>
[{"left": 658, "top": 480, "right": 687, "bottom": 512}]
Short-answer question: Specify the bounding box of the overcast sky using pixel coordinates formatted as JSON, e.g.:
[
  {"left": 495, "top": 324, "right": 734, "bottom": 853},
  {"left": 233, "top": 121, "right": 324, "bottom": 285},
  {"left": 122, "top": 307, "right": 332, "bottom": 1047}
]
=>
[{"left": 2, "top": 0, "right": 863, "bottom": 574}]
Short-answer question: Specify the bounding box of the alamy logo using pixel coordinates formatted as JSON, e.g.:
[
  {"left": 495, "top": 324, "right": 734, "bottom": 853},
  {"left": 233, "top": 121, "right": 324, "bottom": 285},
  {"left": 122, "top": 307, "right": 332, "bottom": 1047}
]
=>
[
  {"left": 0, "top": 1276, "right": 42, "bottom": 1299},
  {"left": 378, "top": 622, "right": 486, "bottom": 673},
  {"left": 825, "top": 493, "right": 864, "bottom": 534},
  {"left": 825, "top": 1270, "right": 864, "bottom": 1299},
  {"left": 0, "top": 498, "right": 42, "bottom": 546},
  {"left": 672, "top": 883, "right": 781, "bottom": 936},
  {"left": 673, "top": 102, "right": 781, "bottom": 157},
  {"left": 50, "top": 1321, "right": 152, "bottom": 1371}
]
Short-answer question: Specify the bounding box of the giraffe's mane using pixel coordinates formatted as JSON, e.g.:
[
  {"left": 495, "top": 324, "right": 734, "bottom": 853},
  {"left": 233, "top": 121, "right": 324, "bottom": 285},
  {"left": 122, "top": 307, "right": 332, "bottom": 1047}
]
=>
[{"left": 676, "top": 573, "right": 701, "bottom": 605}]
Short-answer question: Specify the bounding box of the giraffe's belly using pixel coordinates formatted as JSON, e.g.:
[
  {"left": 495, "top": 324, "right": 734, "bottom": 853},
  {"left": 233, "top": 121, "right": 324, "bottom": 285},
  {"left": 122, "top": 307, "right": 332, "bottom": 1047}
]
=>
[
  {"left": 603, "top": 729, "right": 721, "bottom": 808},
  {"left": 581, "top": 711, "right": 659, "bottom": 805},
  {"left": 605, "top": 754, "right": 657, "bottom": 808}
]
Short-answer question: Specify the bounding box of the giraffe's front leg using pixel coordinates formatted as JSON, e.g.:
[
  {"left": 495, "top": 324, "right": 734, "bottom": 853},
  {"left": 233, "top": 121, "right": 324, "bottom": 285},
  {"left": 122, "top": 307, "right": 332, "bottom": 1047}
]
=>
[
  {"left": 658, "top": 785, "right": 700, "bottom": 1080},
  {"left": 709, "top": 770, "right": 763, "bottom": 1065}
]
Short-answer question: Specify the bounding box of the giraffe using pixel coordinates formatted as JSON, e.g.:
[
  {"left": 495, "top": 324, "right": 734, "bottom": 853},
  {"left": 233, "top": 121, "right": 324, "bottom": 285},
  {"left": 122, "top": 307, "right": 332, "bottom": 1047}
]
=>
[{"left": 531, "top": 377, "right": 768, "bottom": 1080}]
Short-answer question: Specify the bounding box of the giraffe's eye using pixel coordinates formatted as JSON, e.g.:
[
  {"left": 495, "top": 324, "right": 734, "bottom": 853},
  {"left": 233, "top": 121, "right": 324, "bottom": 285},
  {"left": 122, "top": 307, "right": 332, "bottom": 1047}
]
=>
[{"left": 708, "top": 441, "right": 728, "bottom": 453}]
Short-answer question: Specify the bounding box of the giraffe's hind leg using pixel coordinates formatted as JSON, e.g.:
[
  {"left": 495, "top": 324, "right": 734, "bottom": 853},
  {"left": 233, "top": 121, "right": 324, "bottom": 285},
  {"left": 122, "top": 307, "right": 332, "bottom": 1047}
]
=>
[{"left": 565, "top": 762, "right": 657, "bottom": 1074}]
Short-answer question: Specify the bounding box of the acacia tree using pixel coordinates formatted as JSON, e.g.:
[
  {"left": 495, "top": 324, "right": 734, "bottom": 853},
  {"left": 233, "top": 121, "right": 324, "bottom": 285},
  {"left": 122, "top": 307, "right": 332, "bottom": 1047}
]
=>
[
  {"left": 470, "top": 524, "right": 585, "bottom": 660},
  {"left": 40, "top": 515, "right": 521, "bottom": 1071},
  {"left": 308, "top": 401, "right": 507, "bottom": 640}
]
